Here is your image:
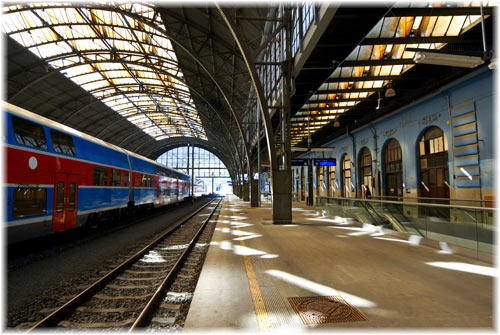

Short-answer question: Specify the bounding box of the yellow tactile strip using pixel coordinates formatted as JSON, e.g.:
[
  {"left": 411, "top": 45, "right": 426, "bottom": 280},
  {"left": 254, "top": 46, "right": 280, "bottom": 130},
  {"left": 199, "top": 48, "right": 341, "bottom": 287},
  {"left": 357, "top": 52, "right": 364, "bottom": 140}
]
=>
[
  {"left": 288, "top": 296, "right": 367, "bottom": 325},
  {"left": 231, "top": 204, "right": 272, "bottom": 331}
]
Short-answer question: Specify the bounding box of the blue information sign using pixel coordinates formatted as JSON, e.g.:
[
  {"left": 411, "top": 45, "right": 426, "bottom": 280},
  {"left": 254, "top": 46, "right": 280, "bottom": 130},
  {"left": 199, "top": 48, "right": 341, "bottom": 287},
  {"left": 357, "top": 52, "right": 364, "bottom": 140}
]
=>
[
  {"left": 313, "top": 158, "right": 336, "bottom": 166},
  {"left": 291, "top": 159, "right": 310, "bottom": 166}
]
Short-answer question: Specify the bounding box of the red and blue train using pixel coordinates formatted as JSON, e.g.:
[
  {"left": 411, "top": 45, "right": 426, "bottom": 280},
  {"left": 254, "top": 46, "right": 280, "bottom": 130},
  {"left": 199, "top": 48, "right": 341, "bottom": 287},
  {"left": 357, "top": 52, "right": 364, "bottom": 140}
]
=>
[{"left": 4, "top": 102, "right": 200, "bottom": 244}]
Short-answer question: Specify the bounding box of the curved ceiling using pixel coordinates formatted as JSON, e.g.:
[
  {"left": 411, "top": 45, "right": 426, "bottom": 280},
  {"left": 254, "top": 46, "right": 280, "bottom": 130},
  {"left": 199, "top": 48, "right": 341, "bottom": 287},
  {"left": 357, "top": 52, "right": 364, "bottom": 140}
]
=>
[
  {"left": 291, "top": 2, "right": 493, "bottom": 146},
  {"left": 2, "top": 3, "right": 206, "bottom": 140}
]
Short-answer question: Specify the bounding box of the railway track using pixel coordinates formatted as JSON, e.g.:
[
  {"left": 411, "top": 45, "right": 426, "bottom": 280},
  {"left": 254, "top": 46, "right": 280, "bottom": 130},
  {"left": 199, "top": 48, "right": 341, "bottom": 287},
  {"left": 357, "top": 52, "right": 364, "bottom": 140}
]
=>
[{"left": 27, "top": 197, "right": 223, "bottom": 331}]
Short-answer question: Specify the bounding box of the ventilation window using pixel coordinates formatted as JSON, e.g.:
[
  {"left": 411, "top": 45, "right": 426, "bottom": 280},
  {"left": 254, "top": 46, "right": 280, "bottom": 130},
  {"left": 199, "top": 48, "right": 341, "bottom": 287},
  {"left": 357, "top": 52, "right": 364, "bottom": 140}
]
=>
[
  {"left": 12, "top": 116, "right": 48, "bottom": 150},
  {"left": 50, "top": 129, "right": 76, "bottom": 156}
]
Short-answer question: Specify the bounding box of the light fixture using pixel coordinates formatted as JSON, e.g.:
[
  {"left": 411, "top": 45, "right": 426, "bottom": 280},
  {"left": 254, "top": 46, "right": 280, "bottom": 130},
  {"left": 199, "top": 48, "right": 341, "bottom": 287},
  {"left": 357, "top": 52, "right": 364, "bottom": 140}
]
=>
[
  {"left": 385, "top": 82, "right": 396, "bottom": 98},
  {"left": 414, "top": 51, "right": 484, "bottom": 68},
  {"left": 488, "top": 56, "right": 496, "bottom": 70},
  {"left": 376, "top": 91, "right": 381, "bottom": 110},
  {"left": 333, "top": 121, "right": 340, "bottom": 127}
]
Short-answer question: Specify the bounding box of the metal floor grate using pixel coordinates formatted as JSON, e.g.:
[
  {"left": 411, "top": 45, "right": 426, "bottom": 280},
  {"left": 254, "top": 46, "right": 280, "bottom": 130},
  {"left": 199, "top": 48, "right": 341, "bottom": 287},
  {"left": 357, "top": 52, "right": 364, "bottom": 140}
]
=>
[{"left": 288, "top": 296, "right": 367, "bottom": 325}]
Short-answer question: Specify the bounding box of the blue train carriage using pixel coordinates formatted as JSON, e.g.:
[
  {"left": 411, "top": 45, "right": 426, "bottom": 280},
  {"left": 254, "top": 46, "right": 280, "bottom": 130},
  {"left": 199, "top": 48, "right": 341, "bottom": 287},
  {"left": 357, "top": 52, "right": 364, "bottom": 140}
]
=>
[{"left": 4, "top": 101, "right": 190, "bottom": 244}]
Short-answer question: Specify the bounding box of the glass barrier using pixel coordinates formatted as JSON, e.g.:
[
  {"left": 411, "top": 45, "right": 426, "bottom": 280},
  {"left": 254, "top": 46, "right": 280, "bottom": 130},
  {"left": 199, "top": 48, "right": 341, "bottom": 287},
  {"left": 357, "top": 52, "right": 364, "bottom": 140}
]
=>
[
  {"left": 371, "top": 195, "right": 496, "bottom": 209},
  {"left": 316, "top": 196, "right": 496, "bottom": 254}
]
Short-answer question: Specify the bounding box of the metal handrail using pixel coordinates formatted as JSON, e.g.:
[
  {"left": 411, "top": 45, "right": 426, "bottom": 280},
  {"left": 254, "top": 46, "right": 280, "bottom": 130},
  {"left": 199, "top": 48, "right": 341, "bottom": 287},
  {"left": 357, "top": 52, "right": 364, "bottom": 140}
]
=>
[
  {"left": 316, "top": 196, "right": 497, "bottom": 212},
  {"left": 371, "top": 195, "right": 496, "bottom": 204}
]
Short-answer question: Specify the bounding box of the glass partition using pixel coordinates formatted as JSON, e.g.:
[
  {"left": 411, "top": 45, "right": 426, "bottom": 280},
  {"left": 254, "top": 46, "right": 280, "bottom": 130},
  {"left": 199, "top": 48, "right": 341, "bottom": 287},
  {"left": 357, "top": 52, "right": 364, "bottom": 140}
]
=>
[{"left": 316, "top": 196, "right": 495, "bottom": 254}]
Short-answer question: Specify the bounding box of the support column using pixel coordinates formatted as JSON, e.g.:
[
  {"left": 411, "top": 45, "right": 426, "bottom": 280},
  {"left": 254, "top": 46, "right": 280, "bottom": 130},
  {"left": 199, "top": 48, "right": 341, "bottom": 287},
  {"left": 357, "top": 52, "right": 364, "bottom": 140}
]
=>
[
  {"left": 191, "top": 142, "right": 195, "bottom": 197},
  {"left": 251, "top": 178, "right": 259, "bottom": 207},
  {"left": 243, "top": 181, "right": 250, "bottom": 201},
  {"left": 272, "top": 7, "right": 293, "bottom": 223},
  {"left": 272, "top": 170, "right": 292, "bottom": 223},
  {"left": 217, "top": 7, "right": 291, "bottom": 223},
  {"left": 307, "top": 164, "right": 314, "bottom": 206}
]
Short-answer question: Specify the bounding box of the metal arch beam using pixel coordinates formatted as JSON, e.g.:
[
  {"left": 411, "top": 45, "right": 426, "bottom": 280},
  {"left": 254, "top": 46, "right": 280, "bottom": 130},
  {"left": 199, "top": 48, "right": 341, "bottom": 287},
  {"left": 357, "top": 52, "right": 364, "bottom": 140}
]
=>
[
  {"left": 146, "top": 137, "right": 234, "bottom": 171},
  {"left": 137, "top": 136, "right": 240, "bottom": 186},
  {"left": 145, "top": 133, "right": 244, "bottom": 182},
  {"left": 153, "top": 11, "right": 253, "bottom": 181},
  {"left": 101, "top": 7, "right": 250, "bottom": 165},
  {"left": 215, "top": 6, "right": 277, "bottom": 177}
]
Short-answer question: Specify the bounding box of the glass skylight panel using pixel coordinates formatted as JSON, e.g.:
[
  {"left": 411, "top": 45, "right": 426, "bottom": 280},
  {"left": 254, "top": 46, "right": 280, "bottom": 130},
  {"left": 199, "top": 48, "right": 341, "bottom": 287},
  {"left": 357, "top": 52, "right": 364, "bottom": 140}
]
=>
[
  {"left": 293, "top": 3, "right": 493, "bottom": 144},
  {"left": 2, "top": 3, "right": 206, "bottom": 141}
]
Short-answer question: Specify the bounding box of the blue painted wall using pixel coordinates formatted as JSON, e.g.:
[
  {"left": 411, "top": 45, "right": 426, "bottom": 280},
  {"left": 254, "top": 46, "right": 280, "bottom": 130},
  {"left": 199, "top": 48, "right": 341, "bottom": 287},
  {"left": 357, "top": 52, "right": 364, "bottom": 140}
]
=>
[{"left": 299, "top": 67, "right": 494, "bottom": 194}]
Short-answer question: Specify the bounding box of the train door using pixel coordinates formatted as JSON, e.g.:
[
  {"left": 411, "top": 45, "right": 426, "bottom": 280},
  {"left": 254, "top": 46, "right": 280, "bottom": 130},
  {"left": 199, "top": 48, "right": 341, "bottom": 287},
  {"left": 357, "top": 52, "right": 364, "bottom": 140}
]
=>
[{"left": 53, "top": 173, "right": 78, "bottom": 232}]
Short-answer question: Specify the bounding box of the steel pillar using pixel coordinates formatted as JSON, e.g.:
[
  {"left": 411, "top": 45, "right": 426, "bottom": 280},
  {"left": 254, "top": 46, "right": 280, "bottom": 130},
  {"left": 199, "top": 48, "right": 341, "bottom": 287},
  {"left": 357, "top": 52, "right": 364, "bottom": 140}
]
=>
[
  {"left": 243, "top": 182, "right": 250, "bottom": 201},
  {"left": 251, "top": 179, "right": 259, "bottom": 207},
  {"left": 272, "top": 170, "right": 292, "bottom": 223}
]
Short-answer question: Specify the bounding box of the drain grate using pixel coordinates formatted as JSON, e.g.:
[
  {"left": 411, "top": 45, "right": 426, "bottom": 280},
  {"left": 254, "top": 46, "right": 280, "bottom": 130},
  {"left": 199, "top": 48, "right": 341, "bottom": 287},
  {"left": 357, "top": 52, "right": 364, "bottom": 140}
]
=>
[{"left": 288, "top": 296, "right": 367, "bottom": 325}]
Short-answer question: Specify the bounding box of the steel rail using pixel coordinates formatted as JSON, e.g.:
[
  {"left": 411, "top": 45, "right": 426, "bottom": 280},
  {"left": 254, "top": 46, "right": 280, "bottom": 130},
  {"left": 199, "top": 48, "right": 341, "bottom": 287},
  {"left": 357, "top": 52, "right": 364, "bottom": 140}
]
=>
[
  {"left": 27, "top": 197, "right": 217, "bottom": 331},
  {"left": 129, "top": 197, "right": 223, "bottom": 330}
]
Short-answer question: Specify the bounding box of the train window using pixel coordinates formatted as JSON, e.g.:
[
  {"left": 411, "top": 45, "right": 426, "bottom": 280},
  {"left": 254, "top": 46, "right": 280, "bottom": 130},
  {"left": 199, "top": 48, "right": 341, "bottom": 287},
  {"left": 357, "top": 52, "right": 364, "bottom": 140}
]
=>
[
  {"left": 50, "top": 129, "right": 76, "bottom": 156},
  {"left": 69, "top": 182, "right": 76, "bottom": 211},
  {"left": 141, "top": 174, "right": 153, "bottom": 187},
  {"left": 12, "top": 116, "right": 48, "bottom": 150},
  {"left": 12, "top": 187, "right": 47, "bottom": 218},
  {"left": 55, "top": 182, "right": 64, "bottom": 213},
  {"left": 123, "top": 171, "right": 129, "bottom": 187},
  {"left": 110, "top": 169, "right": 121, "bottom": 186},
  {"left": 93, "top": 166, "right": 108, "bottom": 186}
]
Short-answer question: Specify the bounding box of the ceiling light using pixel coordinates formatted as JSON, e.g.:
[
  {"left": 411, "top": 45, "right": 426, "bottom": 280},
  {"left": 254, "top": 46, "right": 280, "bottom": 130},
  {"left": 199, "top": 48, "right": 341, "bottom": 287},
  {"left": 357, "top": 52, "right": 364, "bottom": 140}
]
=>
[
  {"left": 414, "top": 51, "right": 484, "bottom": 68},
  {"left": 385, "top": 82, "right": 396, "bottom": 98},
  {"left": 333, "top": 121, "right": 340, "bottom": 127},
  {"left": 488, "top": 57, "right": 496, "bottom": 70}
]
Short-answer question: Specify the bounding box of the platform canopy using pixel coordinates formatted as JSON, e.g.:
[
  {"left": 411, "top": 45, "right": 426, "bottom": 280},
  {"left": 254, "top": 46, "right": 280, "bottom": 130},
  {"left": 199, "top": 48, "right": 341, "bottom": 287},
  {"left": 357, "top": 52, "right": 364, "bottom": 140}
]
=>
[
  {"left": 3, "top": 3, "right": 206, "bottom": 141},
  {"left": 291, "top": 1, "right": 494, "bottom": 146}
]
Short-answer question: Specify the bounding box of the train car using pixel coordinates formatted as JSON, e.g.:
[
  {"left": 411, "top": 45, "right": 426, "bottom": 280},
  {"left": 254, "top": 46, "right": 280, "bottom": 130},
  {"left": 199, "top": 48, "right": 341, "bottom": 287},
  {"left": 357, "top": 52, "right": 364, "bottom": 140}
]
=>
[
  {"left": 4, "top": 102, "right": 191, "bottom": 244},
  {"left": 193, "top": 179, "right": 207, "bottom": 197}
]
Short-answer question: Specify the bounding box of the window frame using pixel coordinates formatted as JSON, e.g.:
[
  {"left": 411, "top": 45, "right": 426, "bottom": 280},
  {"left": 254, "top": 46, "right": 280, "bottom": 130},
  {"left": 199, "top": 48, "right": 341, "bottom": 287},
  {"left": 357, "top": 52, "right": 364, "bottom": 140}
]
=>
[
  {"left": 50, "top": 128, "right": 76, "bottom": 156},
  {"left": 11, "top": 115, "right": 48, "bottom": 150},
  {"left": 12, "top": 187, "right": 48, "bottom": 218},
  {"left": 93, "top": 166, "right": 108, "bottom": 186}
]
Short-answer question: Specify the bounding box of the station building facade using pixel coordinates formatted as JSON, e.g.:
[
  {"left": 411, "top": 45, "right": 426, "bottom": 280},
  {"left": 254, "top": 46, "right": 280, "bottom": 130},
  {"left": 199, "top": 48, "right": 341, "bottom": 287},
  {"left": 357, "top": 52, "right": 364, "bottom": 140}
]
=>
[{"left": 294, "top": 67, "right": 495, "bottom": 205}]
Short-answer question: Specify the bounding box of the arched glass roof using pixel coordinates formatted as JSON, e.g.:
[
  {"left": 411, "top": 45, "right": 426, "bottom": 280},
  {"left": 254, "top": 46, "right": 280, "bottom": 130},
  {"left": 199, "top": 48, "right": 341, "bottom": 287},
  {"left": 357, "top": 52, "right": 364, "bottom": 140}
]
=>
[{"left": 2, "top": 3, "right": 207, "bottom": 140}]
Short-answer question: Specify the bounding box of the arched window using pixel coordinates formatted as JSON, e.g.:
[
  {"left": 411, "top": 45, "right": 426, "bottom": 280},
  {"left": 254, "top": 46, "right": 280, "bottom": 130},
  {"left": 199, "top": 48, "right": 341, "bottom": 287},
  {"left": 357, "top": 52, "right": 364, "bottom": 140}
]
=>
[
  {"left": 359, "top": 147, "right": 373, "bottom": 197},
  {"left": 342, "top": 154, "right": 352, "bottom": 197},
  {"left": 419, "top": 126, "right": 449, "bottom": 198},
  {"left": 328, "top": 165, "right": 336, "bottom": 197},
  {"left": 156, "top": 146, "right": 231, "bottom": 195},
  {"left": 384, "top": 139, "right": 402, "bottom": 196}
]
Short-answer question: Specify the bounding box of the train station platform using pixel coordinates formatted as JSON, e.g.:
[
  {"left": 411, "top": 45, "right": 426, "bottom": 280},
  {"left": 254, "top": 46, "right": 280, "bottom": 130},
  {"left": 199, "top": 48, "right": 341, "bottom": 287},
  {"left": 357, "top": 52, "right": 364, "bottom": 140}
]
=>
[{"left": 183, "top": 195, "right": 494, "bottom": 333}]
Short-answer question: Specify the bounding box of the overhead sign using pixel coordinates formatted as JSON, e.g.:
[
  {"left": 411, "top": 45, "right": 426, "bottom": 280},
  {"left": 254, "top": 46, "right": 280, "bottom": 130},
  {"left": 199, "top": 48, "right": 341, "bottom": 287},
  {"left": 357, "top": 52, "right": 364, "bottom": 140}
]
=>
[
  {"left": 313, "top": 158, "right": 336, "bottom": 166},
  {"left": 291, "top": 159, "right": 310, "bottom": 166}
]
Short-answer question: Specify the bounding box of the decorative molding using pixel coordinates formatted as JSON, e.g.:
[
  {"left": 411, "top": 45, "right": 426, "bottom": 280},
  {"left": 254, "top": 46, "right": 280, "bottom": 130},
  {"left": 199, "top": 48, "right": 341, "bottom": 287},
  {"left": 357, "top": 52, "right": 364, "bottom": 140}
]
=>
[
  {"left": 419, "top": 112, "right": 441, "bottom": 126},
  {"left": 383, "top": 128, "right": 397, "bottom": 138}
]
